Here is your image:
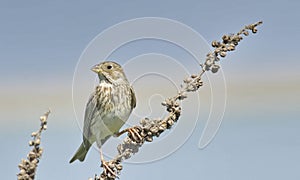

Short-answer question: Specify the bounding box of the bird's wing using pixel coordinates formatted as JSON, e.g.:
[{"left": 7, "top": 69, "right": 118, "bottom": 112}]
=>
[
  {"left": 130, "top": 86, "right": 136, "bottom": 109},
  {"left": 82, "top": 91, "right": 98, "bottom": 146}
]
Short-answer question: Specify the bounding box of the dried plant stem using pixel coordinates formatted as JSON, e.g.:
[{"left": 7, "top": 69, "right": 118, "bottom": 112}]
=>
[
  {"left": 93, "top": 21, "right": 263, "bottom": 180},
  {"left": 17, "top": 110, "right": 50, "bottom": 180},
  {"left": 15, "top": 21, "right": 263, "bottom": 180}
]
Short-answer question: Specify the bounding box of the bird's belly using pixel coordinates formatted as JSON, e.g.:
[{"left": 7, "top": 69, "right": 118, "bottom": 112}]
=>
[
  {"left": 90, "top": 108, "right": 131, "bottom": 146},
  {"left": 90, "top": 116, "right": 123, "bottom": 138}
]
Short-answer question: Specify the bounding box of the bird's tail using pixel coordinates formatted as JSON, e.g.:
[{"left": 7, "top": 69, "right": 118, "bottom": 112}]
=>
[{"left": 69, "top": 142, "right": 91, "bottom": 163}]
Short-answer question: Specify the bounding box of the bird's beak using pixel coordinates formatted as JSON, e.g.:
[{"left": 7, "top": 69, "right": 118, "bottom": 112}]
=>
[{"left": 91, "top": 64, "right": 101, "bottom": 73}]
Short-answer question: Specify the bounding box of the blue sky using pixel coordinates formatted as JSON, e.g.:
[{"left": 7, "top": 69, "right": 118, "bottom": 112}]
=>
[{"left": 1, "top": 0, "right": 300, "bottom": 179}]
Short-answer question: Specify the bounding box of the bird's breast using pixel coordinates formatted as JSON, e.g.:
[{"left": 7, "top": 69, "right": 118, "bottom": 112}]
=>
[{"left": 96, "top": 82, "right": 132, "bottom": 120}]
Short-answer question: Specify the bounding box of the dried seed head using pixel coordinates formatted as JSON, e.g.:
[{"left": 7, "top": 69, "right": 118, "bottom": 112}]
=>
[
  {"left": 167, "top": 120, "right": 174, "bottom": 126},
  {"left": 205, "top": 59, "right": 214, "bottom": 66},
  {"left": 159, "top": 122, "right": 167, "bottom": 130},
  {"left": 40, "top": 116, "right": 46, "bottom": 123},
  {"left": 31, "top": 132, "right": 37, "bottom": 137},
  {"left": 215, "top": 47, "right": 221, "bottom": 53},
  {"left": 35, "top": 139, "right": 41, "bottom": 145},
  {"left": 177, "top": 93, "right": 187, "bottom": 100},
  {"left": 28, "top": 152, "right": 36, "bottom": 160},
  {"left": 150, "top": 127, "right": 158, "bottom": 134},
  {"left": 243, "top": 31, "right": 249, "bottom": 36},
  {"left": 191, "top": 74, "right": 198, "bottom": 78},
  {"left": 38, "top": 148, "right": 43, "bottom": 155},
  {"left": 116, "top": 164, "right": 123, "bottom": 171},
  {"left": 227, "top": 44, "right": 235, "bottom": 51},
  {"left": 29, "top": 141, "right": 34, "bottom": 146},
  {"left": 211, "top": 64, "right": 220, "bottom": 73},
  {"left": 211, "top": 40, "right": 218, "bottom": 47},
  {"left": 145, "top": 136, "right": 153, "bottom": 142},
  {"left": 31, "top": 159, "right": 38, "bottom": 165},
  {"left": 222, "top": 35, "right": 230, "bottom": 43},
  {"left": 23, "top": 174, "right": 30, "bottom": 179},
  {"left": 19, "top": 169, "right": 26, "bottom": 175},
  {"left": 18, "top": 163, "right": 24, "bottom": 170},
  {"left": 183, "top": 78, "right": 192, "bottom": 84},
  {"left": 220, "top": 51, "right": 227, "bottom": 57}
]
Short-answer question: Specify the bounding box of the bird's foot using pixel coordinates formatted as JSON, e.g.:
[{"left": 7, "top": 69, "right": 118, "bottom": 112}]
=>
[
  {"left": 114, "top": 126, "right": 143, "bottom": 143},
  {"left": 100, "top": 149, "right": 118, "bottom": 179}
]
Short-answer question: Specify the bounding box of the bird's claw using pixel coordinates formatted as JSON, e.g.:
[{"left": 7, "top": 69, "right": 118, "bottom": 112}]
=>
[
  {"left": 100, "top": 149, "right": 119, "bottom": 179},
  {"left": 101, "top": 160, "right": 118, "bottom": 179},
  {"left": 115, "top": 126, "right": 143, "bottom": 143}
]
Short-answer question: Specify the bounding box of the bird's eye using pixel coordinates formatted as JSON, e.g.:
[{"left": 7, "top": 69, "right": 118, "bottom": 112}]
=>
[{"left": 107, "top": 65, "right": 112, "bottom": 69}]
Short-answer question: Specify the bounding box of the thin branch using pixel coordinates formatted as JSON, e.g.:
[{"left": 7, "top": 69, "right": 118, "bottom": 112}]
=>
[
  {"left": 17, "top": 110, "right": 50, "bottom": 180},
  {"left": 92, "top": 21, "right": 263, "bottom": 180}
]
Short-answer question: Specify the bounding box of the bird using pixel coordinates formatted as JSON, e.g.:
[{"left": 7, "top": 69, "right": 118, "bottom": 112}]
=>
[{"left": 70, "top": 61, "right": 136, "bottom": 163}]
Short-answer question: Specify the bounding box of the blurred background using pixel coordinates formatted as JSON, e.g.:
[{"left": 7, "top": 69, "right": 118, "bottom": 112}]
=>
[{"left": 1, "top": 0, "right": 299, "bottom": 179}]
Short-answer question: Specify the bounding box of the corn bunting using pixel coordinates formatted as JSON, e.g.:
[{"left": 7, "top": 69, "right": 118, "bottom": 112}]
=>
[{"left": 70, "top": 61, "right": 136, "bottom": 163}]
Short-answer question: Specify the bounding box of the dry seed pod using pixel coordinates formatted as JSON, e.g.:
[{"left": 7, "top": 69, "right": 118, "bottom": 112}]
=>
[{"left": 220, "top": 51, "right": 227, "bottom": 57}]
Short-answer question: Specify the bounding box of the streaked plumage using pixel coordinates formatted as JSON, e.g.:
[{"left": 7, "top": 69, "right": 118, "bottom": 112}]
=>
[{"left": 70, "top": 61, "right": 136, "bottom": 163}]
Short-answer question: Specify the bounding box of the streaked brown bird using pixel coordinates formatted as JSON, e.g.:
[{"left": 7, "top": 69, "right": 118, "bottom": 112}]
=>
[{"left": 70, "top": 61, "right": 136, "bottom": 163}]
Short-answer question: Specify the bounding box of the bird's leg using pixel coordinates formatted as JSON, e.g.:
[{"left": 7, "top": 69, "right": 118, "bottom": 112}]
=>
[
  {"left": 114, "top": 126, "right": 143, "bottom": 143},
  {"left": 99, "top": 148, "right": 118, "bottom": 178}
]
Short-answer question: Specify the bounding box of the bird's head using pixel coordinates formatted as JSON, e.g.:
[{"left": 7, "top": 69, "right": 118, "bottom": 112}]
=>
[{"left": 91, "top": 61, "right": 128, "bottom": 84}]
